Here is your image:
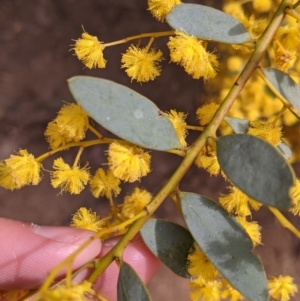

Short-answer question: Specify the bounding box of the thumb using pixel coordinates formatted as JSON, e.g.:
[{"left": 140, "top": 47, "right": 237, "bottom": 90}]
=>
[{"left": 0, "top": 218, "right": 101, "bottom": 290}]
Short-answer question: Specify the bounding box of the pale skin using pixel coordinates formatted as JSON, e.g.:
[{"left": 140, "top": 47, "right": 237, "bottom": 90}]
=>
[{"left": 0, "top": 217, "right": 160, "bottom": 301}]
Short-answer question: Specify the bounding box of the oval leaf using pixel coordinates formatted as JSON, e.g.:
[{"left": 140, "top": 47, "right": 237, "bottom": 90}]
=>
[
  {"left": 166, "top": 4, "right": 251, "bottom": 44},
  {"left": 277, "top": 141, "right": 292, "bottom": 160},
  {"left": 117, "top": 262, "right": 151, "bottom": 301},
  {"left": 140, "top": 219, "right": 195, "bottom": 278},
  {"left": 224, "top": 117, "right": 249, "bottom": 134},
  {"left": 180, "top": 192, "right": 268, "bottom": 301},
  {"left": 217, "top": 134, "right": 294, "bottom": 209},
  {"left": 262, "top": 68, "right": 300, "bottom": 113},
  {"left": 68, "top": 76, "right": 180, "bottom": 151}
]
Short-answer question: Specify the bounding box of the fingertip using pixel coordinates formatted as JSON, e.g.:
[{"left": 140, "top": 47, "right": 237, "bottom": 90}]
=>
[{"left": 0, "top": 218, "right": 102, "bottom": 290}]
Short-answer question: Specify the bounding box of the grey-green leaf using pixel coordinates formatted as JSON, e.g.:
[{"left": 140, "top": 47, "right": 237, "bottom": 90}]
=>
[
  {"left": 262, "top": 68, "right": 300, "bottom": 111},
  {"left": 277, "top": 142, "right": 292, "bottom": 160},
  {"left": 180, "top": 192, "right": 268, "bottom": 301},
  {"left": 68, "top": 76, "right": 180, "bottom": 151},
  {"left": 224, "top": 117, "right": 249, "bottom": 133},
  {"left": 166, "top": 4, "right": 251, "bottom": 44},
  {"left": 117, "top": 262, "right": 151, "bottom": 301},
  {"left": 217, "top": 134, "right": 294, "bottom": 208},
  {"left": 140, "top": 219, "right": 195, "bottom": 278}
]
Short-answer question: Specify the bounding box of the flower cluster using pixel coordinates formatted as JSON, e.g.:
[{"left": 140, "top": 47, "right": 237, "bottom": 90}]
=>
[
  {"left": 45, "top": 103, "right": 89, "bottom": 149},
  {"left": 188, "top": 244, "right": 244, "bottom": 301},
  {"left": 72, "top": 27, "right": 219, "bottom": 82},
  {"left": 121, "top": 45, "right": 163, "bottom": 83},
  {"left": 71, "top": 207, "right": 103, "bottom": 232},
  {"left": 0, "top": 150, "right": 42, "bottom": 190},
  {"left": 165, "top": 109, "right": 188, "bottom": 147},
  {"left": 73, "top": 31, "right": 106, "bottom": 69},
  {"left": 121, "top": 187, "right": 152, "bottom": 218},
  {"left": 168, "top": 31, "right": 219, "bottom": 80},
  {"left": 107, "top": 142, "right": 151, "bottom": 183},
  {"left": 147, "top": 0, "right": 181, "bottom": 22}
]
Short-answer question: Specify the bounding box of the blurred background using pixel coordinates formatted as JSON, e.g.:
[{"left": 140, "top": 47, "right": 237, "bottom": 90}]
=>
[{"left": 0, "top": 0, "right": 300, "bottom": 300}]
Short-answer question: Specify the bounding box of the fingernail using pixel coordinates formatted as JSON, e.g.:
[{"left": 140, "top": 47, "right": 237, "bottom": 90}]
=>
[{"left": 30, "top": 224, "right": 94, "bottom": 243}]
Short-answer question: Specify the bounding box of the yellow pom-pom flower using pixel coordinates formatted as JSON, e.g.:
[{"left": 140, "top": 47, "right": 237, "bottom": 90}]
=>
[
  {"left": 148, "top": 0, "right": 181, "bottom": 22},
  {"left": 45, "top": 103, "right": 89, "bottom": 149},
  {"left": 274, "top": 47, "right": 296, "bottom": 73},
  {"left": 188, "top": 243, "right": 219, "bottom": 281},
  {"left": 227, "top": 56, "right": 243, "bottom": 73},
  {"left": 45, "top": 121, "right": 71, "bottom": 150},
  {"left": 247, "top": 120, "right": 282, "bottom": 146},
  {"left": 0, "top": 150, "right": 42, "bottom": 190},
  {"left": 194, "top": 147, "right": 220, "bottom": 176},
  {"left": 107, "top": 142, "right": 151, "bottom": 183},
  {"left": 0, "top": 162, "right": 17, "bottom": 190},
  {"left": 165, "top": 109, "right": 188, "bottom": 147},
  {"left": 234, "top": 13, "right": 267, "bottom": 40},
  {"left": 189, "top": 277, "right": 221, "bottom": 301},
  {"left": 89, "top": 168, "right": 121, "bottom": 199},
  {"left": 51, "top": 158, "right": 90, "bottom": 194},
  {"left": 268, "top": 275, "right": 298, "bottom": 301},
  {"left": 39, "top": 281, "right": 96, "bottom": 301},
  {"left": 168, "top": 31, "right": 219, "bottom": 80},
  {"left": 71, "top": 207, "right": 103, "bottom": 232},
  {"left": 221, "top": 280, "right": 244, "bottom": 301},
  {"left": 276, "top": 25, "right": 300, "bottom": 51},
  {"left": 253, "top": 0, "right": 272, "bottom": 13},
  {"left": 289, "top": 179, "right": 300, "bottom": 215},
  {"left": 121, "top": 45, "right": 163, "bottom": 83},
  {"left": 219, "top": 186, "right": 262, "bottom": 216},
  {"left": 122, "top": 187, "right": 152, "bottom": 218},
  {"left": 73, "top": 30, "right": 106, "bottom": 69},
  {"left": 196, "top": 103, "right": 220, "bottom": 126},
  {"left": 236, "top": 216, "right": 262, "bottom": 246}
]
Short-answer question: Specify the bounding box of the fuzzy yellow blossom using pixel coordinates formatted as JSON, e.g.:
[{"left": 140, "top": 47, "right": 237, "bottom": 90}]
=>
[
  {"left": 0, "top": 162, "right": 17, "bottom": 190},
  {"left": 221, "top": 280, "right": 244, "bottom": 301},
  {"left": 121, "top": 45, "right": 163, "bottom": 83},
  {"left": 196, "top": 103, "right": 220, "bottom": 126},
  {"left": 236, "top": 216, "right": 262, "bottom": 246},
  {"left": 51, "top": 158, "right": 90, "bottom": 194},
  {"left": 71, "top": 207, "right": 103, "bottom": 232},
  {"left": 107, "top": 142, "right": 151, "bottom": 183},
  {"left": 276, "top": 25, "right": 300, "bottom": 51},
  {"left": 188, "top": 243, "right": 219, "bottom": 281},
  {"left": 0, "top": 150, "right": 42, "bottom": 190},
  {"left": 122, "top": 187, "right": 152, "bottom": 218},
  {"left": 289, "top": 179, "right": 300, "bottom": 215},
  {"left": 148, "top": 0, "right": 181, "bottom": 22},
  {"left": 168, "top": 31, "right": 219, "bottom": 80},
  {"left": 247, "top": 120, "right": 282, "bottom": 146},
  {"left": 73, "top": 31, "right": 106, "bottom": 69},
  {"left": 89, "top": 168, "right": 121, "bottom": 199},
  {"left": 39, "top": 281, "right": 96, "bottom": 301},
  {"left": 45, "top": 121, "right": 71, "bottom": 150},
  {"left": 222, "top": 2, "right": 242, "bottom": 15},
  {"left": 165, "top": 109, "right": 188, "bottom": 147},
  {"left": 268, "top": 275, "right": 297, "bottom": 301},
  {"left": 274, "top": 47, "right": 297, "bottom": 73},
  {"left": 189, "top": 277, "right": 221, "bottom": 301},
  {"left": 45, "top": 103, "right": 89, "bottom": 149},
  {"left": 252, "top": 0, "right": 272, "bottom": 13},
  {"left": 235, "top": 13, "right": 267, "bottom": 40},
  {"left": 219, "top": 186, "right": 262, "bottom": 216},
  {"left": 195, "top": 148, "right": 220, "bottom": 176},
  {"left": 227, "top": 56, "right": 243, "bottom": 73}
]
